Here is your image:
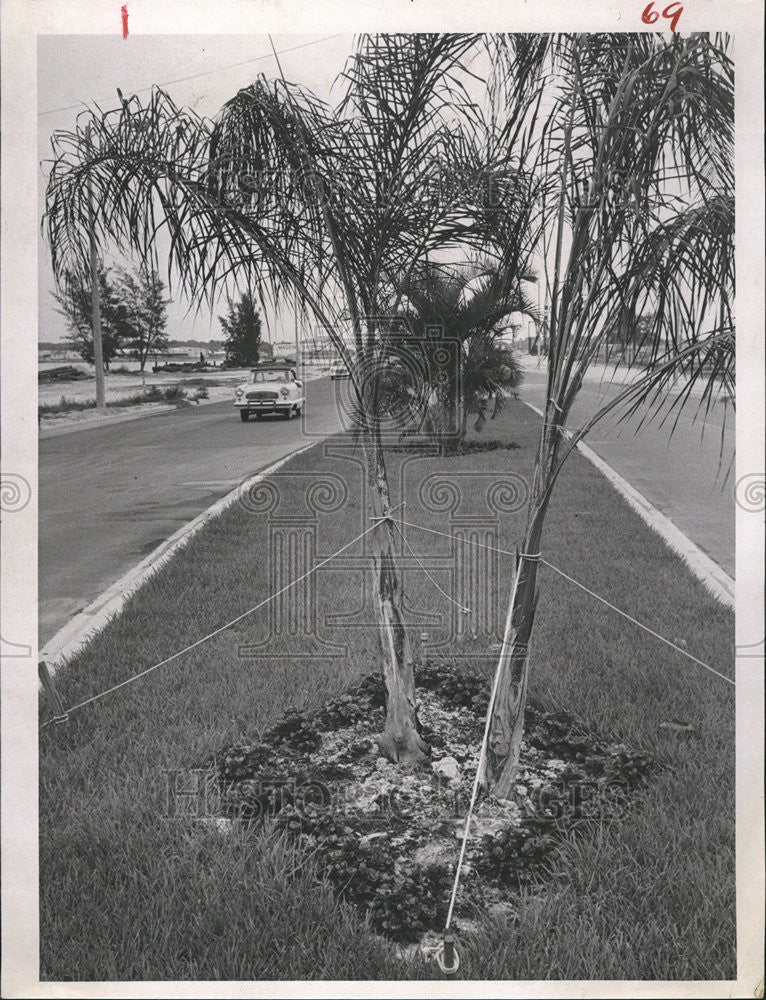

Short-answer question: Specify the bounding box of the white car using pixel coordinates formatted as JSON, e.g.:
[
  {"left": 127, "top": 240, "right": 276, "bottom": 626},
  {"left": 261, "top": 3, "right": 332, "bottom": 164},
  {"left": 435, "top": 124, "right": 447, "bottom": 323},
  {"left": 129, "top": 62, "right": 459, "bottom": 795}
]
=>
[
  {"left": 329, "top": 359, "right": 351, "bottom": 380},
  {"left": 234, "top": 365, "right": 305, "bottom": 421}
]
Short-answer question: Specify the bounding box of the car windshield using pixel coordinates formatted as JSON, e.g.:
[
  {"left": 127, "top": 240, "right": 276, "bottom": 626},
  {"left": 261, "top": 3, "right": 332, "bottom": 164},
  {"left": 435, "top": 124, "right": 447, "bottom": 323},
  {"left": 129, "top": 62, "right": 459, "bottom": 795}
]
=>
[{"left": 250, "top": 370, "right": 290, "bottom": 383}]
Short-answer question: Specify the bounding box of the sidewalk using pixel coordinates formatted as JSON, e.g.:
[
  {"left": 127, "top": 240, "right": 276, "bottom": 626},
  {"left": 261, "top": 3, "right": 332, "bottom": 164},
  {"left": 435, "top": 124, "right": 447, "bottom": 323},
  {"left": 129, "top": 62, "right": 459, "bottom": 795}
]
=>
[{"left": 519, "top": 353, "right": 732, "bottom": 402}]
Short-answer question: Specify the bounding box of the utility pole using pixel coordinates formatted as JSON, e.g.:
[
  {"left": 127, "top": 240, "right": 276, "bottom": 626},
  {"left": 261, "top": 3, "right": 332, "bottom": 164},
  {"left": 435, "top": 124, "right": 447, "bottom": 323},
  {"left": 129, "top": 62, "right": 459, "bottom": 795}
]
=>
[
  {"left": 85, "top": 123, "right": 107, "bottom": 414},
  {"left": 294, "top": 289, "right": 301, "bottom": 381}
]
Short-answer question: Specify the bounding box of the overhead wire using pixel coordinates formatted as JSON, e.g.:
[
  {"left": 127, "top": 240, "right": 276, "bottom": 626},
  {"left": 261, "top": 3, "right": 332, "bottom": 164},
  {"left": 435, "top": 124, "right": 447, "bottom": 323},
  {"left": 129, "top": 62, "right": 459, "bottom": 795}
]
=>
[{"left": 38, "top": 35, "right": 344, "bottom": 117}]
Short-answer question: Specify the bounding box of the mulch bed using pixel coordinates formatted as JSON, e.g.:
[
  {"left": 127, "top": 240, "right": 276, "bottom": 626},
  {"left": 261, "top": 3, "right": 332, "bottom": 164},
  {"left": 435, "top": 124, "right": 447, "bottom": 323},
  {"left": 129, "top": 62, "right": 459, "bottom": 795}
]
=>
[{"left": 209, "top": 661, "right": 655, "bottom": 949}]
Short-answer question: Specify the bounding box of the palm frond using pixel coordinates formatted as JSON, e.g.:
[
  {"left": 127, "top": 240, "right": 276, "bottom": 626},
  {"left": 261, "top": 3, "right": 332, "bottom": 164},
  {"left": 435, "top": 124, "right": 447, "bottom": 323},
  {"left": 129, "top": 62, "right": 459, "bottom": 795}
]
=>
[{"left": 510, "top": 32, "right": 736, "bottom": 459}]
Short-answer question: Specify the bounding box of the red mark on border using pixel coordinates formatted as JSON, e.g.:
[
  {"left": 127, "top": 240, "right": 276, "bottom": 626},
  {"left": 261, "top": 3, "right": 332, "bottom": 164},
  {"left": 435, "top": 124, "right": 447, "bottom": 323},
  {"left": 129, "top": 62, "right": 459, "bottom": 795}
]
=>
[
  {"left": 121, "top": 4, "right": 129, "bottom": 39},
  {"left": 641, "top": 1, "right": 683, "bottom": 32}
]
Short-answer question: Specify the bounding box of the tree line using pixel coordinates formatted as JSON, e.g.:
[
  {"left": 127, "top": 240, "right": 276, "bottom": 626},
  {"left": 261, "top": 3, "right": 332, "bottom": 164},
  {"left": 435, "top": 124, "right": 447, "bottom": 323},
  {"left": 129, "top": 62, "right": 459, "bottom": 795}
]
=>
[
  {"left": 57, "top": 264, "right": 265, "bottom": 371},
  {"left": 54, "top": 263, "right": 170, "bottom": 371}
]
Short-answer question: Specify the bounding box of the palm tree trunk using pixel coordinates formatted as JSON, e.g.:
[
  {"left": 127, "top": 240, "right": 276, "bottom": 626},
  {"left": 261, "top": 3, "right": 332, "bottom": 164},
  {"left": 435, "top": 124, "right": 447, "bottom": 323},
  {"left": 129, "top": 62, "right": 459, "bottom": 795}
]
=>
[
  {"left": 443, "top": 367, "right": 462, "bottom": 454},
  {"left": 481, "top": 494, "right": 549, "bottom": 797},
  {"left": 459, "top": 388, "right": 469, "bottom": 445},
  {"left": 361, "top": 423, "right": 430, "bottom": 763}
]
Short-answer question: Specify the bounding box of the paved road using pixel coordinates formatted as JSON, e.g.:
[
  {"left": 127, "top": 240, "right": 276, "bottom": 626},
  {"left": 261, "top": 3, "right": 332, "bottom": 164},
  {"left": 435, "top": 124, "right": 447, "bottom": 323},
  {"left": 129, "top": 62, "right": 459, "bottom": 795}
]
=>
[
  {"left": 520, "top": 365, "right": 735, "bottom": 577},
  {"left": 39, "top": 377, "right": 348, "bottom": 645},
  {"left": 39, "top": 366, "right": 734, "bottom": 647}
]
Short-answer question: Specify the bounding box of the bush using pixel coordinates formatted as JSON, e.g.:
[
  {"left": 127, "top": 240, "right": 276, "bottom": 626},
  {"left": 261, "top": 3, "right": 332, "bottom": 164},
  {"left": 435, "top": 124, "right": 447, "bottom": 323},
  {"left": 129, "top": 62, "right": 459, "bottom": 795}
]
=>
[{"left": 160, "top": 385, "right": 187, "bottom": 402}]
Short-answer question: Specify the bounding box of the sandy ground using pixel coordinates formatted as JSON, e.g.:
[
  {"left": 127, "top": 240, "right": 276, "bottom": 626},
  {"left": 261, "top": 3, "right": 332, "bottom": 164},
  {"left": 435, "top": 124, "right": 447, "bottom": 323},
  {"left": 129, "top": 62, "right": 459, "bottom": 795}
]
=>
[{"left": 39, "top": 363, "right": 330, "bottom": 430}]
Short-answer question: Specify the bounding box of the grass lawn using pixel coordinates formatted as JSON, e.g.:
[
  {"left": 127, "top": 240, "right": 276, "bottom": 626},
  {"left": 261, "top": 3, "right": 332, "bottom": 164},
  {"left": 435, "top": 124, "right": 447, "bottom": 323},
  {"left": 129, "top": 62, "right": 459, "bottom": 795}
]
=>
[{"left": 39, "top": 396, "right": 735, "bottom": 981}]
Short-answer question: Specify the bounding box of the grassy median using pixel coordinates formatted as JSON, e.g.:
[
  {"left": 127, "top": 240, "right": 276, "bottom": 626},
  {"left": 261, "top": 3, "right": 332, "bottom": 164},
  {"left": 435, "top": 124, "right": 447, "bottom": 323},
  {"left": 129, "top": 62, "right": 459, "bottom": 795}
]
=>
[{"left": 39, "top": 396, "right": 734, "bottom": 981}]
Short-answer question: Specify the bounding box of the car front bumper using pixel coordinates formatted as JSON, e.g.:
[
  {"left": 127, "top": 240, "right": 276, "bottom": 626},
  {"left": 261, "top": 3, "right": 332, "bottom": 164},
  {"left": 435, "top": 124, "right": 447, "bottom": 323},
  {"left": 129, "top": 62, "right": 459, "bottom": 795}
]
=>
[{"left": 235, "top": 398, "right": 304, "bottom": 412}]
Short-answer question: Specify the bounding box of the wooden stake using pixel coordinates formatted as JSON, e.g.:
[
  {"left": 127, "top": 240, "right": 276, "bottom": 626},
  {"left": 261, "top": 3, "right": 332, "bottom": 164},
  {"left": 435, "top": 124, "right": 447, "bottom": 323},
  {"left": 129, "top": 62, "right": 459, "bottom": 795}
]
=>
[{"left": 38, "top": 660, "right": 69, "bottom": 724}]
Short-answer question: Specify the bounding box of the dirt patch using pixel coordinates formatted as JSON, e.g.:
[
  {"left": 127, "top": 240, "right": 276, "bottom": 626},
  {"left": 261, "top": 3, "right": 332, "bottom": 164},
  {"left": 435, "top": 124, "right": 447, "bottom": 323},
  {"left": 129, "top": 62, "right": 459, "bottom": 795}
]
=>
[
  {"left": 211, "top": 662, "right": 655, "bottom": 946},
  {"left": 390, "top": 439, "right": 522, "bottom": 455}
]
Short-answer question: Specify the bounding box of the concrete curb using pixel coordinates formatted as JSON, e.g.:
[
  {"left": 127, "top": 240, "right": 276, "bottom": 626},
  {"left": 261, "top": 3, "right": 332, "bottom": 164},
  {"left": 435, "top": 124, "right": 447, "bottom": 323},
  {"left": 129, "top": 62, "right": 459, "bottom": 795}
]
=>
[
  {"left": 522, "top": 401, "right": 735, "bottom": 608},
  {"left": 41, "top": 441, "right": 318, "bottom": 673},
  {"left": 518, "top": 356, "right": 733, "bottom": 403}
]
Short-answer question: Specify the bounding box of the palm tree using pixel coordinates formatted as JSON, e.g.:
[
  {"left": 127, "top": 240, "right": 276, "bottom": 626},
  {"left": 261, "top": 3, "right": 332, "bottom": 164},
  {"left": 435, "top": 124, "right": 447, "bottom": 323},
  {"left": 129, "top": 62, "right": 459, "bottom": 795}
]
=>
[
  {"left": 43, "top": 33, "right": 729, "bottom": 797},
  {"left": 44, "top": 34, "right": 522, "bottom": 764},
  {"left": 480, "top": 32, "right": 734, "bottom": 797},
  {"left": 382, "top": 263, "right": 533, "bottom": 448},
  {"left": 461, "top": 329, "right": 524, "bottom": 438}
]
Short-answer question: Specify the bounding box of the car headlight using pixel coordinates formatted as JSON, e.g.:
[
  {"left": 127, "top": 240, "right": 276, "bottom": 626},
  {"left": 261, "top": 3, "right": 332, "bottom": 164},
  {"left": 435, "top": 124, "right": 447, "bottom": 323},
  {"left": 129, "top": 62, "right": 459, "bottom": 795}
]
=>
[
  {"left": 280, "top": 387, "right": 289, "bottom": 397},
  {"left": 235, "top": 388, "right": 243, "bottom": 397}
]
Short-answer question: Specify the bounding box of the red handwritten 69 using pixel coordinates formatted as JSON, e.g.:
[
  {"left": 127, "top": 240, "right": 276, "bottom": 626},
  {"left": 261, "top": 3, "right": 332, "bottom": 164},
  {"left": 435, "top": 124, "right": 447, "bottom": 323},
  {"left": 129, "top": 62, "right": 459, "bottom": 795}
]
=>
[{"left": 642, "top": 1, "right": 684, "bottom": 32}]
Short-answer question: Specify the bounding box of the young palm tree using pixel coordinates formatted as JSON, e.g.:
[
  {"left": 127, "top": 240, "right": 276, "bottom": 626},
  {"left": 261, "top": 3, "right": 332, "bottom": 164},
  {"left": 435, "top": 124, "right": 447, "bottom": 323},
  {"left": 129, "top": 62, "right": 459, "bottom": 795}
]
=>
[
  {"left": 392, "top": 263, "right": 532, "bottom": 447},
  {"left": 481, "top": 32, "right": 734, "bottom": 797},
  {"left": 44, "top": 34, "right": 517, "bottom": 763},
  {"left": 461, "top": 329, "right": 525, "bottom": 437}
]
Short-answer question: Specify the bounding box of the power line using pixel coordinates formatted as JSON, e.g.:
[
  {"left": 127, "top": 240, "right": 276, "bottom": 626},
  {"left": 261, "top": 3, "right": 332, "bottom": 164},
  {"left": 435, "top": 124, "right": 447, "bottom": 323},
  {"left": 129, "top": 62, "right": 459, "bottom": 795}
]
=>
[{"left": 38, "top": 34, "right": 344, "bottom": 118}]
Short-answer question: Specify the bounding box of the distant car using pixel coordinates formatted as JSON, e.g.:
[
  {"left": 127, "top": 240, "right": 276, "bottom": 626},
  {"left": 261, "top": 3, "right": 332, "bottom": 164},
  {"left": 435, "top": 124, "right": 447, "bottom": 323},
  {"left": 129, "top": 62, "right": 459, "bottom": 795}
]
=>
[
  {"left": 234, "top": 365, "right": 305, "bottom": 422},
  {"left": 329, "top": 359, "right": 351, "bottom": 380}
]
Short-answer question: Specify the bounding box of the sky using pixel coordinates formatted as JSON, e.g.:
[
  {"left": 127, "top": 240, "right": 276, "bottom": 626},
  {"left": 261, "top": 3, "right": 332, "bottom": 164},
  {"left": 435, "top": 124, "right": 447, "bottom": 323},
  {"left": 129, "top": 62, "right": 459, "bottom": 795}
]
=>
[
  {"left": 37, "top": 33, "right": 355, "bottom": 344},
  {"left": 37, "top": 34, "right": 542, "bottom": 350}
]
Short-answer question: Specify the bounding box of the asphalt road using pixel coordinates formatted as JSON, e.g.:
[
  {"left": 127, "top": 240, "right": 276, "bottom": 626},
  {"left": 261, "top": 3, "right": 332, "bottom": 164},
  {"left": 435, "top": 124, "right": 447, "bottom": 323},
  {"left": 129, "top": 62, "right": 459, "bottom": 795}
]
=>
[
  {"left": 520, "top": 365, "right": 735, "bottom": 577},
  {"left": 39, "top": 376, "right": 349, "bottom": 646},
  {"left": 39, "top": 369, "right": 734, "bottom": 647}
]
